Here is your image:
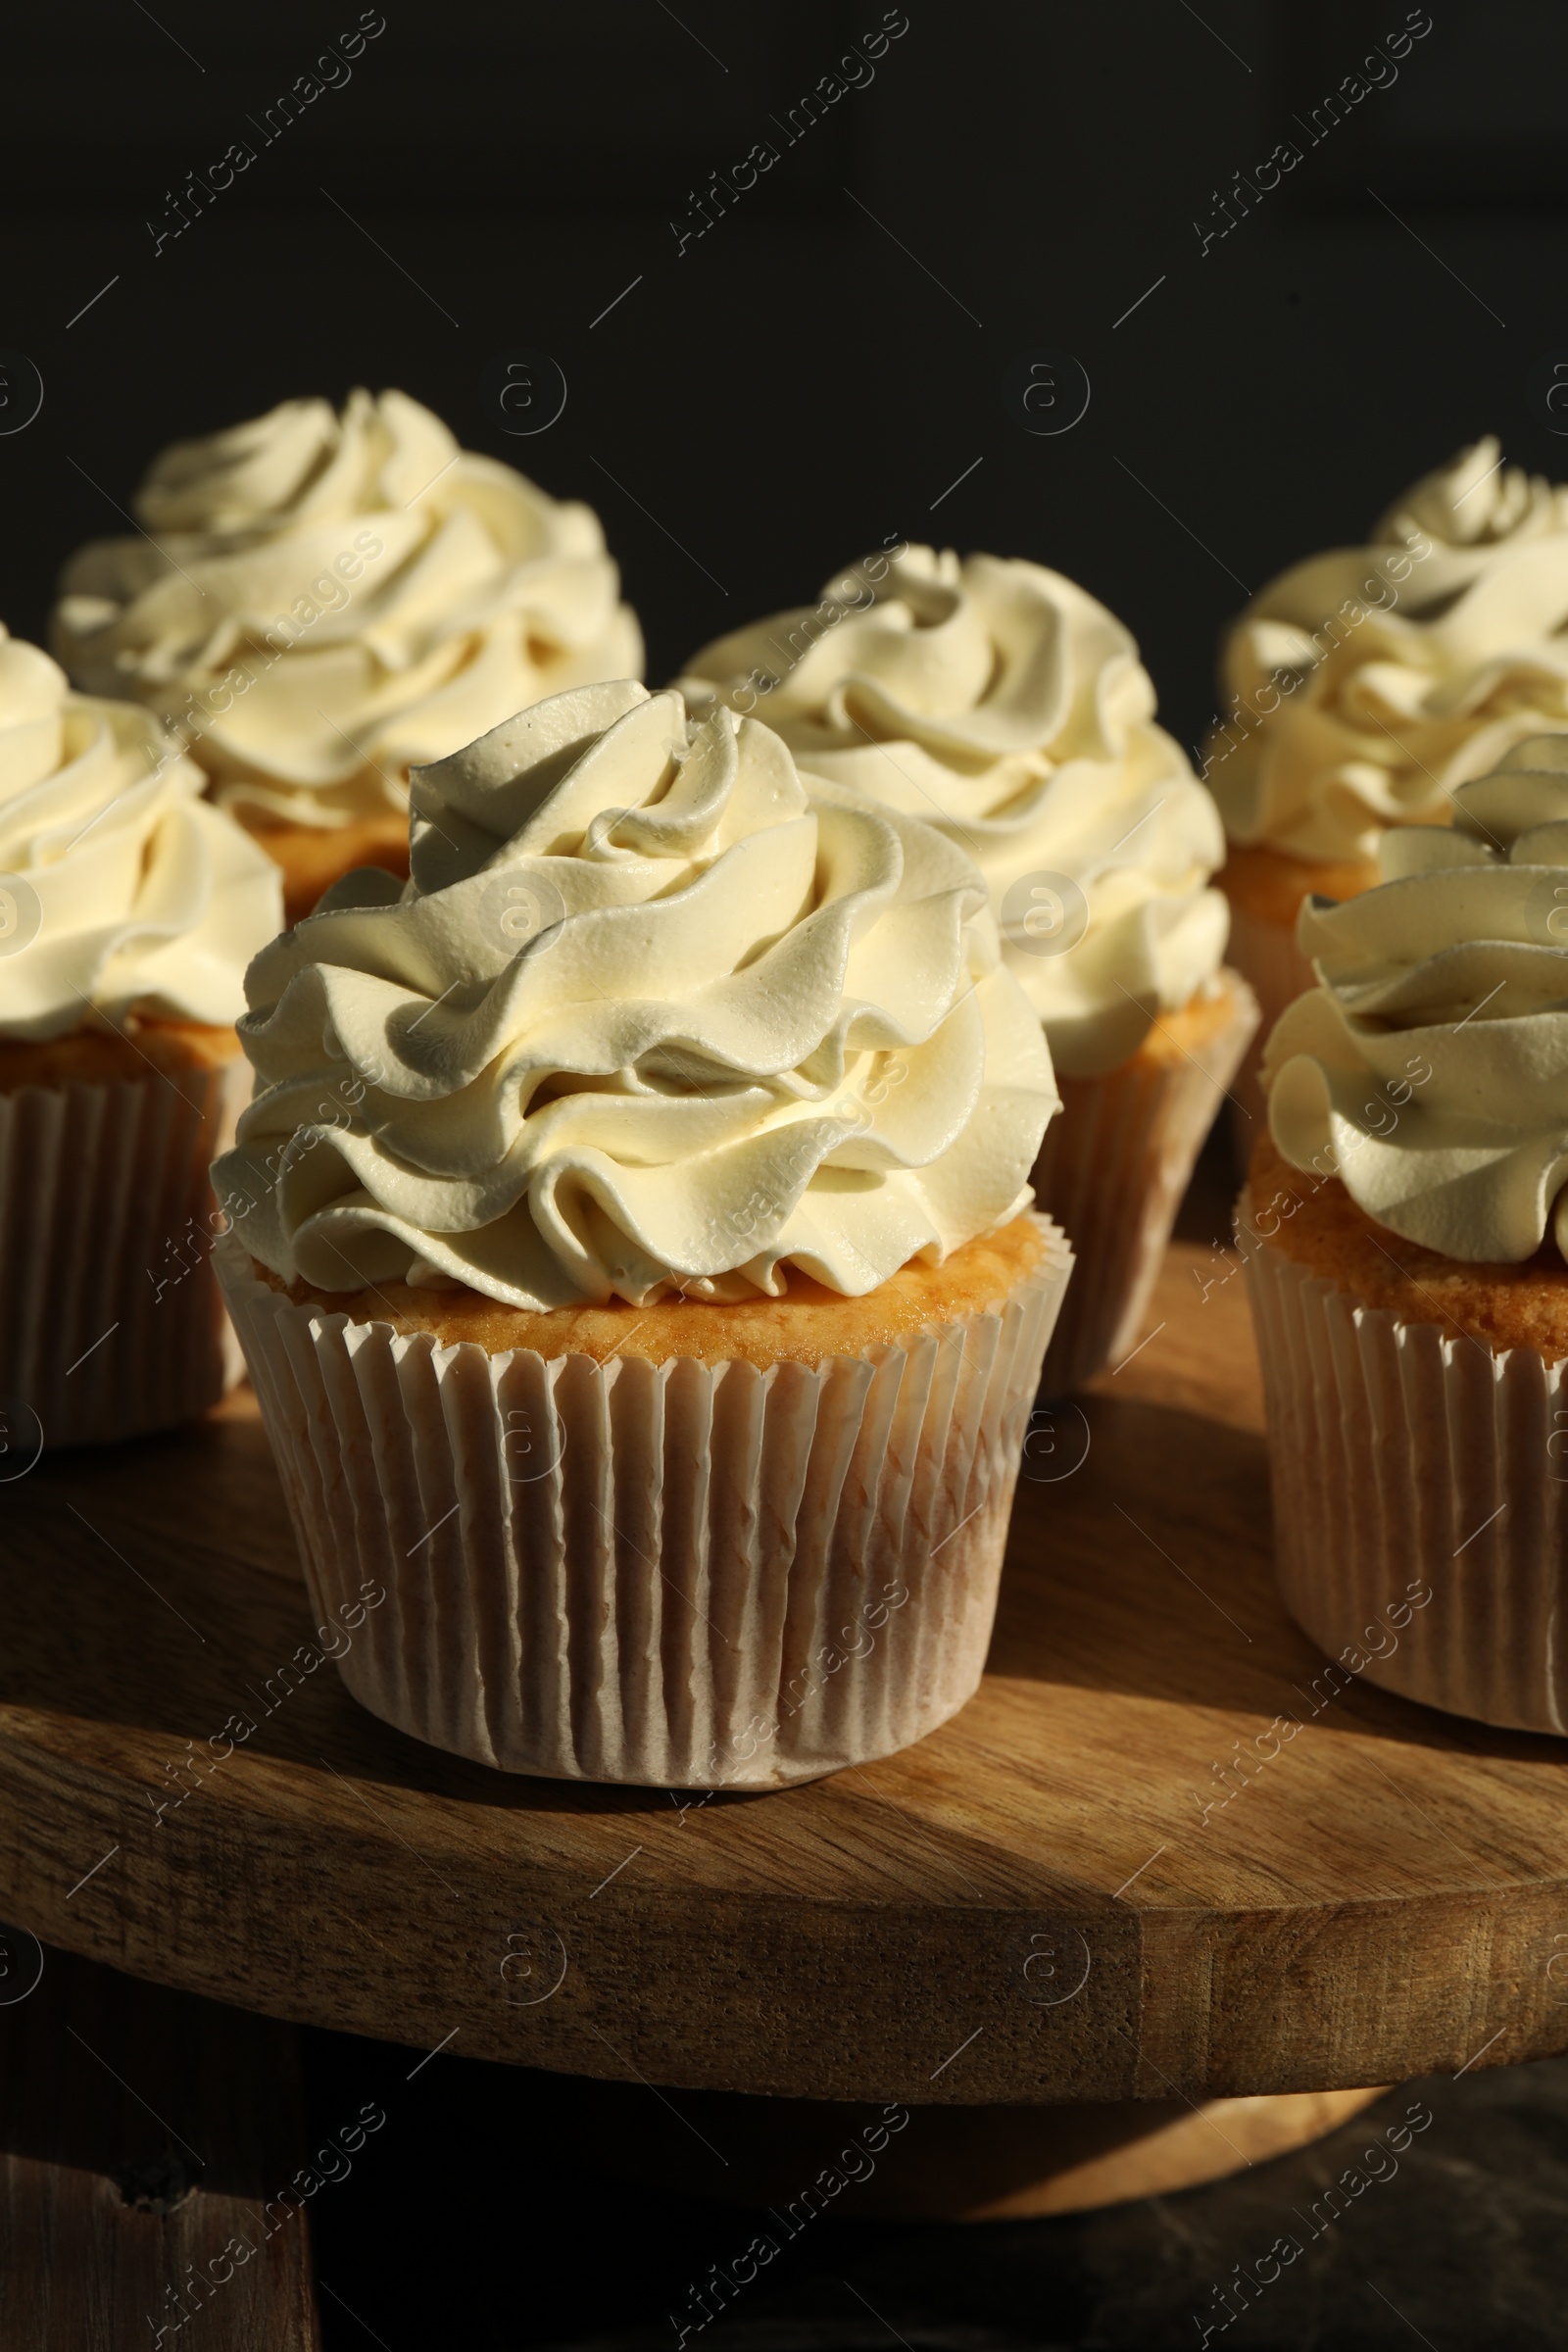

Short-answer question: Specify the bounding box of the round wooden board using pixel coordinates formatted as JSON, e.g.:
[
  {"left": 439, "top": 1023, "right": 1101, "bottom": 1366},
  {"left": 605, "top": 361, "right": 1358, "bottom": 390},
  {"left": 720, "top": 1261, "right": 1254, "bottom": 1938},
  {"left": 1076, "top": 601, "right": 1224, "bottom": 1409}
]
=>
[{"left": 3, "top": 1240, "right": 1566, "bottom": 2106}]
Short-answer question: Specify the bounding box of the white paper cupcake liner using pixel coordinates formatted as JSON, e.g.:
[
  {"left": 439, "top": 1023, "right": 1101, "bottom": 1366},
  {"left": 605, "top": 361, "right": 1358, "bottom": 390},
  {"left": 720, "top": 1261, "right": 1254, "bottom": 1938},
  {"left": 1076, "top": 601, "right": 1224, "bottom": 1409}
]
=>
[
  {"left": 1240, "top": 1200, "right": 1568, "bottom": 1737},
  {"left": 0, "top": 1053, "right": 250, "bottom": 1448},
  {"left": 1223, "top": 891, "right": 1316, "bottom": 1163},
  {"left": 215, "top": 1218, "right": 1073, "bottom": 1788},
  {"left": 1030, "top": 971, "right": 1257, "bottom": 1394}
]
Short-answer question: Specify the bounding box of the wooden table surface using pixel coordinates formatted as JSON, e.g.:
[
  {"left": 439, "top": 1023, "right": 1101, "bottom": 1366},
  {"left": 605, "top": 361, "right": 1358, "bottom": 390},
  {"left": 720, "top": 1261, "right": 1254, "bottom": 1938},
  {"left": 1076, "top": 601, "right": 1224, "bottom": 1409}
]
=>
[{"left": 3, "top": 1237, "right": 1566, "bottom": 2105}]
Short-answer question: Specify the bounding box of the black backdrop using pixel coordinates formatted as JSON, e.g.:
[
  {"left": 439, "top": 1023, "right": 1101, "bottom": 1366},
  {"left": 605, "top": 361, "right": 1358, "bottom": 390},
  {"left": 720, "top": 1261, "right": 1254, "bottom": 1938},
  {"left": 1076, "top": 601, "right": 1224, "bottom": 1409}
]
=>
[{"left": 3, "top": 1, "right": 1565, "bottom": 767}]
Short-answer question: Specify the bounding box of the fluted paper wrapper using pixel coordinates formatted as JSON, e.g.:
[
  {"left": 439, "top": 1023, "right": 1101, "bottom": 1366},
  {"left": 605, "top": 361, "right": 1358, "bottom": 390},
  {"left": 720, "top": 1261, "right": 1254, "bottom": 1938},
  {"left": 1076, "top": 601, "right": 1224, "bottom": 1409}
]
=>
[
  {"left": 216, "top": 1220, "right": 1072, "bottom": 1787},
  {"left": 1223, "top": 893, "right": 1315, "bottom": 1162},
  {"left": 1031, "top": 971, "right": 1257, "bottom": 1394},
  {"left": 1241, "top": 1204, "right": 1568, "bottom": 1737},
  {"left": 0, "top": 1055, "right": 250, "bottom": 1448}
]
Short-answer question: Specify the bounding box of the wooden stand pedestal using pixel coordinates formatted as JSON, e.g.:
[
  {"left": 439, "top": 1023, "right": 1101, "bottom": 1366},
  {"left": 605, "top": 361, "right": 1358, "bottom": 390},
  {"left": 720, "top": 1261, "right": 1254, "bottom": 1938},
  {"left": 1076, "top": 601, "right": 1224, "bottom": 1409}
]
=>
[{"left": 1, "top": 1240, "right": 1562, "bottom": 2234}]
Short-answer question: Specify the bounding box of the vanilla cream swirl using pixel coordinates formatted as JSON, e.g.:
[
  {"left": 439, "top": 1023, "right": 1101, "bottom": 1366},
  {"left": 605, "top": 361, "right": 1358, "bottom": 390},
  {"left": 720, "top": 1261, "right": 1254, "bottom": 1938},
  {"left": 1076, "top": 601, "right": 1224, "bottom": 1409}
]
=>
[
  {"left": 1211, "top": 438, "right": 1568, "bottom": 865},
  {"left": 214, "top": 681, "right": 1058, "bottom": 1306},
  {"left": 53, "top": 390, "right": 643, "bottom": 832},
  {"left": 0, "top": 626, "right": 282, "bottom": 1042},
  {"left": 678, "top": 545, "right": 1227, "bottom": 1078},
  {"left": 1266, "top": 735, "right": 1568, "bottom": 1261}
]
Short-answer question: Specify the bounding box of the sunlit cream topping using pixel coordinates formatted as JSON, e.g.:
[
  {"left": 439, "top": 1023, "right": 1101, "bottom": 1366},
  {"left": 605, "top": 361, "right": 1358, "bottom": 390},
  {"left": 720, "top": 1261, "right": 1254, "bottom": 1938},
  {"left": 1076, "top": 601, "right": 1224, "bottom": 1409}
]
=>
[
  {"left": 678, "top": 544, "right": 1227, "bottom": 1078},
  {"left": 0, "top": 627, "right": 281, "bottom": 1041},
  {"left": 1211, "top": 439, "right": 1568, "bottom": 864},
  {"left": 214, "top": 681, "right": 1059, "bottom": 1306},
  {"left": 53, "top": 389, "right": 643, "bottom": 831},
  {"left": 1267, "top": 734, "right": 1568, "bottom": 1261}
]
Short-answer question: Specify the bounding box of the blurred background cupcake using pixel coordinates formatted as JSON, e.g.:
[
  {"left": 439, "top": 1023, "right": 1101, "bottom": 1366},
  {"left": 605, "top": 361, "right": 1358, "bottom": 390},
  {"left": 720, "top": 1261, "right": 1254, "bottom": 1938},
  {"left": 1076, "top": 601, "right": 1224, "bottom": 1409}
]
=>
[
  {"left": 0, "top": 624, "right": 282, "bottom": 1446},
  {"left": 678, "top": 544, "right": 1254, "bottom": 1391},
  {"left": 52, "top": 389, "right": 643, "bottom": 924},
  {"left": 1243, "top": 732, "right": 1568, "bottom": 1737},
  {"left": 214, "top": 680, "right": 1069, "bottom": 1787},
  {"left": 1208, "top": 438, "right": 1568, "bottom": 1139}
]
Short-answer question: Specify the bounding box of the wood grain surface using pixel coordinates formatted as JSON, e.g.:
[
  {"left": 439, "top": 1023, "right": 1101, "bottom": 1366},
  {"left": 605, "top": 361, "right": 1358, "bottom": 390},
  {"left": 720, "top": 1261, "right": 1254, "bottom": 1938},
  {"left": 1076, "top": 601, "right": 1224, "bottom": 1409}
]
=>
[
  {"left": 0, "top": 1937, "right": 319, "bottom": 2347},
  {"left": 3, "top": 1240, "right": 1566, "bottom": 2105}
]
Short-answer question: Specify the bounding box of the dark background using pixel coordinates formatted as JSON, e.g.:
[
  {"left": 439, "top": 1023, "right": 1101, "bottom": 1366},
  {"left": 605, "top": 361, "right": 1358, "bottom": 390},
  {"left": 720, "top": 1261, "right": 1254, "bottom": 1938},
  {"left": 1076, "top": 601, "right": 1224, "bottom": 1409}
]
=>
[
  {"left": 5, "top": 0, "right": 1567, "bottom": 763},
  {"left": 301, "top": 2026, "right": 1568, "bottom": 2352},
  {"left": 7, "top": 6, "right": 1567, "bottom": 2343}
]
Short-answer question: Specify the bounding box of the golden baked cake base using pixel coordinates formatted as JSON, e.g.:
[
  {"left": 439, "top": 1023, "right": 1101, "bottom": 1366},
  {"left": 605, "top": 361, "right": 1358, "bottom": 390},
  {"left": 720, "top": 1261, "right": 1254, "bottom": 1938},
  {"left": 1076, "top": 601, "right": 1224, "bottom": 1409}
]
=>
[
  {"left": 0, "top": 1015, "right": 243, "bottom": 1096},
  {"left": 1220, "top": 838, "right": 1382, "bottom": 929},
  {"left": 243, "top": 809, "right": 410, "bottom": 927},
  {"left": 255, "top": 1212, "right": 1051, "bottom": 1369},
  {"left": 1128, "top": 970, "right": 1255, "bottom": 1067},
  {"left": 1247, "top": 1131, "right": 1568, "bottom": 1362}
]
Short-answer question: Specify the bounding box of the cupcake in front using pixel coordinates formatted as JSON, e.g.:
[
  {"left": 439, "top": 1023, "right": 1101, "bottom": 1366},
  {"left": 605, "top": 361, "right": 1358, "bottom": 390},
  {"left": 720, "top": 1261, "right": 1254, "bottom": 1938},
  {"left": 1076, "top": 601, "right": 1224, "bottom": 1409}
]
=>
[
  {"left": 0, "top": 626, "right": 282, "bottom": 1447},
  {"left": 1208, "top": 438, "right": 1568, "bottom": 1137},
  {"left": 1243, "top": 733, "right": 1568, "bottom": 1736},
  {"left": 679, "top": 545, "right": 1254, "bottom": 1390},
  {"left": 211, "top": 680, "right": 1070, "bottom": 1787},
  {"left": 53, "top": 389, "right": 642, "bottom": 924}
]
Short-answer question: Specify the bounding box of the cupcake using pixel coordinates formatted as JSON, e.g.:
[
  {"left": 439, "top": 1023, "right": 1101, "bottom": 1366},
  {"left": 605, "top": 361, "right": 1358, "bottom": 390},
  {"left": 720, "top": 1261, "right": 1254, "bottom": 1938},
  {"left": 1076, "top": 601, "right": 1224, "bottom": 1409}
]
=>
[
  {"left": 677, "top": 545, "right": 1254, "bottom": 1390},
  {"left": 0, "top": 626, "right": 282, "bottom": 1446},
  {"left": 1242, "top": 733, "right": 1568, "bottom": 1735},
  {"left": 53, "top": 390, "right": 643, "bottom": 924},
  {"left": 212, "top": 681, "right": 1070, "bottom": 1787},
  {"left": 1209, "top": 437, "right": 1568, "bottom": 1135}
]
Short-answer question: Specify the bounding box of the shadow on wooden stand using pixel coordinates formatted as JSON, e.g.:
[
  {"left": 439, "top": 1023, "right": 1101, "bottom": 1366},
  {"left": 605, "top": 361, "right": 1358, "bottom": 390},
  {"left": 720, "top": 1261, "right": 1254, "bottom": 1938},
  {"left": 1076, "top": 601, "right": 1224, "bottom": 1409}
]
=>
[{"left": 535, "top": 2076, "right": 1392, "bottom": 2222}]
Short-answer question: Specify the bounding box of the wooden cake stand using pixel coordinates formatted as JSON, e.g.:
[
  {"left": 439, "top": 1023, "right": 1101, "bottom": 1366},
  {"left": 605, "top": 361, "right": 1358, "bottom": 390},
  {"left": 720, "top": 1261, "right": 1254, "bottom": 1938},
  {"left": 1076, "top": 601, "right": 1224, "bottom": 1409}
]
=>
[{"left": 3, "top": 1240, "right": 1564, "bottom": 2219}]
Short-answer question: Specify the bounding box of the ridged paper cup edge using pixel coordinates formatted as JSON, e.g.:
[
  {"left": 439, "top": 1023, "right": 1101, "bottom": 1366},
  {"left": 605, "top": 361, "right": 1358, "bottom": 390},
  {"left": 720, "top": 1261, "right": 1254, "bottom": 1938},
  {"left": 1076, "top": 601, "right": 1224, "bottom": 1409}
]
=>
[
  {"left": 215, "top": 1219, "right": 1073, "bottom": 1787},
  {"left": 1034, "top": 968, "right": 1258, "bottom": 1391},
  {"left": 0, "top": 1062, "right": 236, "bottom": 1447},
  {"left": 1238, "top": 1193, "right": 1568, "bottom": 1738}
]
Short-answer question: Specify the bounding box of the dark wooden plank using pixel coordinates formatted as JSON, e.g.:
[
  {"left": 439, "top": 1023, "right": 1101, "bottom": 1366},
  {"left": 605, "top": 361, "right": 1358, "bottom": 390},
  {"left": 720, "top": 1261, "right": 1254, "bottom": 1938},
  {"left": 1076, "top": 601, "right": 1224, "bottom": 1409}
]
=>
[{"left": 0, "top": 1937, "right": 319, "bottom": 2347}]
